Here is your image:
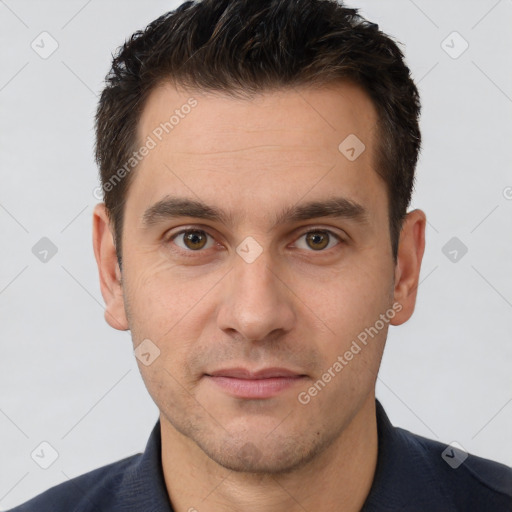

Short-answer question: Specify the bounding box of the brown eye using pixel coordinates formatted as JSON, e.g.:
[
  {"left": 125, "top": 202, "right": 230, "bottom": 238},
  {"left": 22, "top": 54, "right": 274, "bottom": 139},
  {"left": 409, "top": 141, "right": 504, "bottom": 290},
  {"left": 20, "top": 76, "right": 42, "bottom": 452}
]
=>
[
  {"left": 305, "top": 232, "right": 329, "bottom": 250},
  {"left": 171, "top": 229, "right": 213, "bottom": 251},
  {"left": 295, "top": 230, "right": 341, "bottom": 252}
]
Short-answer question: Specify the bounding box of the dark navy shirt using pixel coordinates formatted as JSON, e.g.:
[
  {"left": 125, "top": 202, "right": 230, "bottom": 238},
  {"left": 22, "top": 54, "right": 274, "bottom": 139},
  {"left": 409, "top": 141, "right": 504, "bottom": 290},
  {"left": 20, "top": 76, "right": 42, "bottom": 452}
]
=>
[{"left": 7, "top": 399, "right": 512, "bottom": 511}]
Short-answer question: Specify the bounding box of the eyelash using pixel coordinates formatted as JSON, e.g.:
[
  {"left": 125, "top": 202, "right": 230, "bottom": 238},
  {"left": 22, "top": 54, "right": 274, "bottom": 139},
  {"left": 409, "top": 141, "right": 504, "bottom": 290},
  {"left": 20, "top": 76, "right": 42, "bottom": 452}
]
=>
[{"left": 165, "top": 227, "right": 344, "bottom": 257}]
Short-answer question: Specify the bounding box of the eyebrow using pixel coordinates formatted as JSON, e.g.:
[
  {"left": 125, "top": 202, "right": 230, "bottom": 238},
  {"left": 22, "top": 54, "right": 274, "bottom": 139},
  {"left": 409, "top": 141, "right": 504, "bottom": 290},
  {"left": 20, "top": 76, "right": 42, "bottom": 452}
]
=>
[{"left": 141, "top": 195, "right": 369, "bottom": 229}]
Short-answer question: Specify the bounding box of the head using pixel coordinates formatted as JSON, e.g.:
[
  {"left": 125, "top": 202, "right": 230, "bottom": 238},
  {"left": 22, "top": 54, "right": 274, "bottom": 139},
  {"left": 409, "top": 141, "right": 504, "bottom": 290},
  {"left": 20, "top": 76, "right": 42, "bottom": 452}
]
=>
[{"left": 93, "top": 0, "right": 426, "bottom": 474}]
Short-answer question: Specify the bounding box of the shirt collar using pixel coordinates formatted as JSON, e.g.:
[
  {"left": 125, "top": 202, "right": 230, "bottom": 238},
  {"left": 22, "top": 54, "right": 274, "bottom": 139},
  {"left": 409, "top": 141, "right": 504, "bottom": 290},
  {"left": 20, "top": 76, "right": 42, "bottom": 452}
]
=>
[
  {"left": 361, "top": 398, "right": 447, "bottom": 510},
  {"left": 116, "top": 419, "right": 174, "bottom": 512}
]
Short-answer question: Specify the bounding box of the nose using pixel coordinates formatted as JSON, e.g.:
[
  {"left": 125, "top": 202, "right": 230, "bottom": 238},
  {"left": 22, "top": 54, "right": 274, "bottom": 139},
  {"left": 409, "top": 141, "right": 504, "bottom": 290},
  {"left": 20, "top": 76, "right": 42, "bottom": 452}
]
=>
[{"left": 216, "top": 247, "right": 296, "bottom": 343}]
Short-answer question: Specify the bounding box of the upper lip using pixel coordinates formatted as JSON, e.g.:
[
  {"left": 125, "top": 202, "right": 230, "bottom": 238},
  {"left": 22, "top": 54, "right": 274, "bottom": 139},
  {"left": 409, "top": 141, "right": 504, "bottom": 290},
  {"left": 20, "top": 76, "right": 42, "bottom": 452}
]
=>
[{"left": 206, "top": 367, "right": 305, "bottom": 379}]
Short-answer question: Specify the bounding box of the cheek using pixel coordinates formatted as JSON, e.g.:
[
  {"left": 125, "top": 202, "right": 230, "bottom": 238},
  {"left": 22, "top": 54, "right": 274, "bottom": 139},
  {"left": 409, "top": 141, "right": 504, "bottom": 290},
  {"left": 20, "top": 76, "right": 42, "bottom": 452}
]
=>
[
  {"left": 307, "top": 255, "right": 394, "bottom": 384},
  {"left": 320, "top": 257, "right": 392, "bottom": 327},
  {"left": 122, "top": 255, "right": 215, "bottom": 377},
  {"left": 122, "top": 252, "right": 197, "bottom": 334}
]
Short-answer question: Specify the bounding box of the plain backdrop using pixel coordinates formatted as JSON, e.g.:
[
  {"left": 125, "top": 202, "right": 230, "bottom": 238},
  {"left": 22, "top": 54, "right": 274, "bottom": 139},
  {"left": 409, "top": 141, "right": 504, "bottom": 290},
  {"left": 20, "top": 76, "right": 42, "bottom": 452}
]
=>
[{"left": 1, "top": 0, "right": 511, "bottom": 508}]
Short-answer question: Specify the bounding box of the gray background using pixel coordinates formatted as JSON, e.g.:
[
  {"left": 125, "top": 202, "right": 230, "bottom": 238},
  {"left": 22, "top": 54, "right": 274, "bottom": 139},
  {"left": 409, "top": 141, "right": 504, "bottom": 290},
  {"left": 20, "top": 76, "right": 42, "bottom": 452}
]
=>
[{"left": 1, "top": 0, "right": 511, "bottom": 508}]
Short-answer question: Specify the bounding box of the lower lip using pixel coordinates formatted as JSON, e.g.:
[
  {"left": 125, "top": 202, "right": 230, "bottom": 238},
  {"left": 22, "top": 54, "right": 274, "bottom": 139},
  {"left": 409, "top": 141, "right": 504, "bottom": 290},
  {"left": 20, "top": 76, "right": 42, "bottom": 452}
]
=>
[{"left": 205, "top": 375, "right": 306, "bottom": 399}]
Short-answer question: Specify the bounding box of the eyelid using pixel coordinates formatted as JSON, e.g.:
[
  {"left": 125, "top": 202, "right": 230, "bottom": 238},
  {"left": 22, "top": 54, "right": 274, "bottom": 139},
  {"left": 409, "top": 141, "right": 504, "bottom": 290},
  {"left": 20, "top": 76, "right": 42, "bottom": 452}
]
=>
[
  {"left": 166, "top": 226, "right": 219, "bottom": 255},
  {"left": 294, "top": 226, "right": 346, "bottom": 241},
  {"left": 291, "top": 227, "right": 344, "bottom": 251},
  {"left": 165, "top": 225, "right": 346, "bottom": 255}
]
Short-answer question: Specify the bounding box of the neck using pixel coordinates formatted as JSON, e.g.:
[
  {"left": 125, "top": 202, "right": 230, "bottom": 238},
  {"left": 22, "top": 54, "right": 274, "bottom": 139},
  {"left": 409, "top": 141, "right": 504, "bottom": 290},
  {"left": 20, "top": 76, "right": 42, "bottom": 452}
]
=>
[{"left": 161, "top": 393, "right": 378, "bottom": 512}]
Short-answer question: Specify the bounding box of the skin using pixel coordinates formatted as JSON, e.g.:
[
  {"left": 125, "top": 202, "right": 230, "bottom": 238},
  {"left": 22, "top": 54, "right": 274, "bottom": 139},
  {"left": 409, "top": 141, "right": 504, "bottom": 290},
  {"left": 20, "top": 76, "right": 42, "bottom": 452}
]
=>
[{"left": 93, "top": 80, "right": 426, "bottom": 512}]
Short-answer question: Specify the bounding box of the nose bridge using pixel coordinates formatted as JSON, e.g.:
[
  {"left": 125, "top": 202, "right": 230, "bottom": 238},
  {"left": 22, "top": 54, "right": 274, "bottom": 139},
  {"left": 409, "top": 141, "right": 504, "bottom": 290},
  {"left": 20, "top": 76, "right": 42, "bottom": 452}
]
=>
[
  {"left": 236, "top": 244, "right": 277, "bottom": 298},
  {"left": 217, "top": 242, "right": 295, "bottom": 341}
]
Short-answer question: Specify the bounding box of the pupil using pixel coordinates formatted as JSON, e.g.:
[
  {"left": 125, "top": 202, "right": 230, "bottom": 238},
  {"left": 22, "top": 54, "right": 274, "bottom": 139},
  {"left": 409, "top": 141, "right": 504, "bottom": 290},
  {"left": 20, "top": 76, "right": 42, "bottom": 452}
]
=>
[
  {"left": 308, "top": 232, "right": 328, "bottom": 250},
  {"left": 186, "top": 231, "right": 204, "bottom": 249}
]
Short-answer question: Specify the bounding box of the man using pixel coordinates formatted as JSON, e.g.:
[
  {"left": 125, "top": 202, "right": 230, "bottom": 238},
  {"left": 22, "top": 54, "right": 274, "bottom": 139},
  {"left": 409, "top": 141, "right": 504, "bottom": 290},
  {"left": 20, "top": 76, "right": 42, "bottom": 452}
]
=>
[{"left": 8, "top": 0, "right": 512, "bottom": 510}]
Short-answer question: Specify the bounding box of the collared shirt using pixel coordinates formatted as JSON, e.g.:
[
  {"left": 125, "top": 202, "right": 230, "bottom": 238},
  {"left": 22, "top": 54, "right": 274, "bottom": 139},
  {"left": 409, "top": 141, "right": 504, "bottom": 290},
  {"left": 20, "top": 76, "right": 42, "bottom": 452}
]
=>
[{"left": 7, "top": 399, "right": 512, "bottom": 511}]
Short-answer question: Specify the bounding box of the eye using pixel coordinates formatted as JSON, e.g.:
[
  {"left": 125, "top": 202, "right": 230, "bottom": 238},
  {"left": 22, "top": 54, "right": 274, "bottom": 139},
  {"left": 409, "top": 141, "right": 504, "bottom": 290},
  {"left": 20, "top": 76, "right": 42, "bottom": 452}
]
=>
[
  {"left": 294, "top": 229, "right": 342, "bottom": 252},
  {"left": 166, "top": 227, "right": 343, "bottom": 256},
  {"left": 169, "top": 229, "right": 216, "bottom": 252}
]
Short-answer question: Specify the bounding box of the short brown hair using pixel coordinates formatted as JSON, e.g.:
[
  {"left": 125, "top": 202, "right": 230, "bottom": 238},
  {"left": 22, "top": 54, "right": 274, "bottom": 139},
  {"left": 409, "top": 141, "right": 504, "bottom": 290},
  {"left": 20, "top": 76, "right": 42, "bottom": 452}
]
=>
[{"left": 95, "top": 0, "right": 421, "bottom": 266}]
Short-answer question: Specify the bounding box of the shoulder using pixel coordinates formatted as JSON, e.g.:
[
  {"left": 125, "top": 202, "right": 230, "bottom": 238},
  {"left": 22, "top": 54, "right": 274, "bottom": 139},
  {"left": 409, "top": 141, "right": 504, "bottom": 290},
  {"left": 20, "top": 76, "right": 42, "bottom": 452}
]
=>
[
  {"left": 6, "top": 453, "right": 142, "bottom": 512},
  {"left": 396, "top": 425, "right": 512, "bottom": 509},
  {"left": 7, "top": 420, "right": 171, "bottom": 512},
  {"left": 363, "top": 400, "right": 512, "bottom": 511}
]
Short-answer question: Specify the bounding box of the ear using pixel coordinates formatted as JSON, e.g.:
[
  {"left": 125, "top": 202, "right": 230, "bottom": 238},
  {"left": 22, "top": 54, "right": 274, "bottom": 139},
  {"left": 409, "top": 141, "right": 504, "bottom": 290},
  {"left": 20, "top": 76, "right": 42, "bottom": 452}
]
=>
[
  {"left": 389, "top": 209, "right": 426, "bottom": 326},
  {"left": 92, "top": 203, "right": 129, "bottom": 331}
]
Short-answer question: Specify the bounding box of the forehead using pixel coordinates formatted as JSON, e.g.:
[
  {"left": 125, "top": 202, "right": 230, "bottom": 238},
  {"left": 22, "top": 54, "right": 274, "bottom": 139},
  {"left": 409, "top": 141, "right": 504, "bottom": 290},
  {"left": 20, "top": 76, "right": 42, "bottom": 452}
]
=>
[
  {"left": 127, "top": 81, "right": 386, "bottom": 230},
  {"left": 139, "top": 80, "right": 378, "bottom": 154}
]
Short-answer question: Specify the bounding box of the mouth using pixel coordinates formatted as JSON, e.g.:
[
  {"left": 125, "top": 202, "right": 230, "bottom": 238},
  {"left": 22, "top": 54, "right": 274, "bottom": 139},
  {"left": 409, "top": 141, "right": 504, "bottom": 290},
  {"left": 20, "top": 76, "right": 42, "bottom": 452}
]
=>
[{"left": 204, "top": 367, "right": 308, "bottom": 399}]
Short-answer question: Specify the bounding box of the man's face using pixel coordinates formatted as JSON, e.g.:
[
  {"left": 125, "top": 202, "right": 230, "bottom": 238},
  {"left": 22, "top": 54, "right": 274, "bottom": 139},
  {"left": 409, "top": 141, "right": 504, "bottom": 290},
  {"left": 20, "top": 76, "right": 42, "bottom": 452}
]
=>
[{"left": 104, "top": 81, "right": 403, "bottom": 473}]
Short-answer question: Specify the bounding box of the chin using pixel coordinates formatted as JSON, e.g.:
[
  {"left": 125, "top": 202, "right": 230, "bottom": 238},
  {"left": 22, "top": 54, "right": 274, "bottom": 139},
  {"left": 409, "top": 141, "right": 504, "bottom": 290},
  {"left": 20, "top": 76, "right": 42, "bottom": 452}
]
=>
[{"left": 195, "top": 432, "right": 326, "bottom": 475}]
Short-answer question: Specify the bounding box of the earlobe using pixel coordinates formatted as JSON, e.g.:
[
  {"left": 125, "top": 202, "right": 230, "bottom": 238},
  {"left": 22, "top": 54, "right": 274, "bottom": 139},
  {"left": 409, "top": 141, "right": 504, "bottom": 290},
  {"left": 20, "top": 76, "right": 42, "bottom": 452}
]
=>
[
  {"left": 390, "top": 209, "right": 426, "bottom": 326},
  {"left": 92, "top": 203, "right": 129, "bottom": 331}
]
